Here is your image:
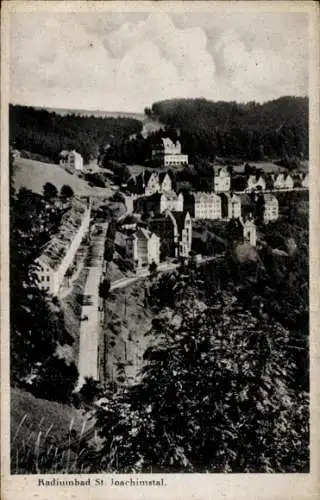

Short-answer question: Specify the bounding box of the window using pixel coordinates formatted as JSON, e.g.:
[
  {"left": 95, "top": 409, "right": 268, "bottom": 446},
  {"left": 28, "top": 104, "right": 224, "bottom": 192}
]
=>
[
  {"left": 41, "top": 276, "right": 44, "bottom": 282},
  {"left": 47, "top": 276, "right": 50, "bottom": 282}
]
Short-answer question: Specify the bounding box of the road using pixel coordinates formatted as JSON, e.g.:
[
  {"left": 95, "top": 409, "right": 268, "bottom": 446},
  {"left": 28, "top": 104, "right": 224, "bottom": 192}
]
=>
[
  {"left": 109, "top": 256, "right": 219, "bottom": 291},
  {"left": 76, "top": 222, "right": 108, "bottom": 389}
]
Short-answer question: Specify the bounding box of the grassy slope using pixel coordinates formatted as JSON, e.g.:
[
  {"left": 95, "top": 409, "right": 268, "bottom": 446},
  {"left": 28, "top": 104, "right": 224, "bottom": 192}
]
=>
[
  {"left": 13, "top": 157, "right": 113, "bottom": 197},
  {"left": 11, "top": 388, "right": 94, "bottom": 471}
]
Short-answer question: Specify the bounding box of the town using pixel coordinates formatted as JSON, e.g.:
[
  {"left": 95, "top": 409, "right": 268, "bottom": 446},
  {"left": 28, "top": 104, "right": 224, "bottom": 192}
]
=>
[{"left": 8, "top": 9, "right": 310, "bottom": 477}]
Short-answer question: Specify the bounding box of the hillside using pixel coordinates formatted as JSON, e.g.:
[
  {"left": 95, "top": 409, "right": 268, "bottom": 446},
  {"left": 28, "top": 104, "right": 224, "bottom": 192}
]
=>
[
  {"left": 146, "top": 96, "right": 308, "bottom": 161},
  {"left": 11, "top": 387, "right": 94, "bottom": 473},
  {"left": 9, "top": 104, "right": 143, "bottom": 164},
  {"left": 13, "top": 157, "right": 113, "bottom": 197}
]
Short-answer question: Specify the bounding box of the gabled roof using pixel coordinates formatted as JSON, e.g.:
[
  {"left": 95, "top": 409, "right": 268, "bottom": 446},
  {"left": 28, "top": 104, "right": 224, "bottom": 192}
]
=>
[
  {"left": 170, "top": 210, "right": 190, "bottom": 233},
  {"left": 159, "top": 171, "right": 170, "bottom": 184}
]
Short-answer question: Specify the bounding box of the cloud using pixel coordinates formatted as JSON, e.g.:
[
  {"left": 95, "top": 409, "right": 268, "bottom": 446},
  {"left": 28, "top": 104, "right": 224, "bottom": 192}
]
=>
[{"left": 9, "top": 11, "right": 308, "bottom": 112}]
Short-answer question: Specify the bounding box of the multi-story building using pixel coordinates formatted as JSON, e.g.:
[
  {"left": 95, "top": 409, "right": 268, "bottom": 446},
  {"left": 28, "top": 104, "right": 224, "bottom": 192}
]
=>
[
  {"left": 35, "top": 197, "right": 91, "bottom": 296},
  {"left": 264, "top": 194, "right": 279, "bottom": 222},
  {"left": 229, "top": 194, "right": 242, "bottom": 219},
  {"left": 242, "top": 218, "right": 257, "bottom": 246},
  {"left": 246, "top": 174, "right": 266, "bottom": 192},
  {"left": 171, "top": 210, "right": 192, "bottom": 258},
  {"left": 149, "top": 210, "right": 192, "bottom": 259},
  {"left": 302, "top": 173, "right": 309, "bottom": 189},
  {"left": 214, "top": 167, "right": 231, "bottom": 193},
  {"left": 188, "top": 192, "right": 222, "bottom": 220},
  {"left": 130, "top": 170, "right": 173, "bottom": 196},
  {"left": 151, "top": 137, "right": 188, "bottom": 167},
  {"left": 59, "top": 150, "right": 84, "bottom": 171},
  {"left": 125, "top": 228, "right": 160, "bottom": 268},
  {"left": 273, "top": 173, "right": 294, "bottom": 190}
]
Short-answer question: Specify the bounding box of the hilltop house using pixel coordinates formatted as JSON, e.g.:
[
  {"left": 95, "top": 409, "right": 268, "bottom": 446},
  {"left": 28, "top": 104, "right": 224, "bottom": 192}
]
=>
[
  {"left": 264, "top": 194, "right": 279, "bottom": 222},
  {"left": 59, "top": 150, "right": 84, "bottom": 171},
  {"left": 214, "top": 167, "right": 231, "bottom": 193},
  {"left": 273, "top": 173, "right": 294, "bottom": 190},
  {"left": 125, "top": 228, "right": 160, "bottom": 269},
  {"left": 246, "top": 174, "right": 266, "bottom": 192},
  {"left": 151, "top": 137, "right": 188, "bottom": 167},
  {"left": 35, "top": 197, "right": 91, "bottom": 296},
  {"left": 149, "top": 210, "right": 192, "bottom": 259}
]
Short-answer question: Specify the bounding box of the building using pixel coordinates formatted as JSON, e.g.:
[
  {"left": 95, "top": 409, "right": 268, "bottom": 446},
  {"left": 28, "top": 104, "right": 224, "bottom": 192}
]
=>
[
  {"left": 229, "top": 194, "right": 242, "bottom": 219},
  {"left": 214, "top": 167, "right": 231, "bottom": 193},
  {"left": 130, "top": 171, "right": 173, "bottom": 195},
  {"left": 125, "top": 228, "right": 160, "bottom": 268},
  {"left": 264, "top": 194, "right": 279, "bottom": 222},
  {"left": 246, "top": 174, "right": 266, "bottom": 192},
  {"left": 144, "top": 171, "right": 172, "bottom": 195},
  {"left": 151, "top": 137, "right": 188, "bottom": 167},
  {"left": 189, "top": 192, "right": 222, "bottom": 220},
  {"left": 59, "top": 150, "right": 84, "bottom": 171},
  {"left": 242, "top": 218, "right": 257, "bottom": 246},
  {"left": 273, "top": 173, "right": 294, "bottom": 190},
  {"left": 171, "top": 210, "right": 192, "bottom": 258},
  {"left": 35, "top": 198, "right": 91, "bottom": 296},
  {"left": 149, "top": 210, "right": 192, "bottom": 259},
  {"left": 302, "top": 173, "right": 309, "bottom": 189}
]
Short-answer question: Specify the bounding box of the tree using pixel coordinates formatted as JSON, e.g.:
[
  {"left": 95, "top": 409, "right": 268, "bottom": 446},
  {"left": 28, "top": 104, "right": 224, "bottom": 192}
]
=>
[
  {"left": 149, "top": 261, "right": 158, "bottom": 278},
  {"left": 60, "top": 184, "right": 74, "bottom": 199},
  {"left": 93, "top": 295, "right": 308, "bottom": 473},
  {"left": 43, "top": 182, "right": 58, "bottom": 200},
  {"left": 99, "top": 278, "right": 111, "bottom": 300},
  {"left": 32, "top": 356, "right": 78, "bottom": 403}
]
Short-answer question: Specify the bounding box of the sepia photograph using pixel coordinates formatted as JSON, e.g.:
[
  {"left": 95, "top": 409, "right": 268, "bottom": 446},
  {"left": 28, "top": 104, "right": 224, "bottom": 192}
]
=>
[{"left": 1, "top": 1, "right": 319, "bottom": 498}]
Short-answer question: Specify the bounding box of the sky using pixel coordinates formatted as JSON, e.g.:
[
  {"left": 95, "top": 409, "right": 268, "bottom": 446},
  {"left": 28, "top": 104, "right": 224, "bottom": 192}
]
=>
[{"left": 10, "top": 10, "right": 309, "bottom": 112}]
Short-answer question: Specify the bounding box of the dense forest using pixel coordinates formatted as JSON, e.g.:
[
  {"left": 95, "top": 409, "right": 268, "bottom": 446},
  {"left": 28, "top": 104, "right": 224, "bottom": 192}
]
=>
[
  {"left": 143, "top": 96, "right": 308, "bottom": 161},
  {"left": 9, "top": 105, "right": 143, "bottom": 164}
]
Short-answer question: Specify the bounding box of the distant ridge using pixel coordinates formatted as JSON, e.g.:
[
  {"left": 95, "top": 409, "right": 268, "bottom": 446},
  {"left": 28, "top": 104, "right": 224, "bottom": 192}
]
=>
[{"left": 33, "top": 105, "right": 146, "bottom": 122}]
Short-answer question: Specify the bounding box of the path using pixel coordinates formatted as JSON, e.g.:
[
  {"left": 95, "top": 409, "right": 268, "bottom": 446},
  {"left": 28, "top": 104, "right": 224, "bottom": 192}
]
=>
[{"left": 76, "top": 222, "right": 108, "bottom": 389}]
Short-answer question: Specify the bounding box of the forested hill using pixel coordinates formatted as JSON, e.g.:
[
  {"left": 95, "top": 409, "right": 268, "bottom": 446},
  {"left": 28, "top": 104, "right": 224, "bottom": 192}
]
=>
[
  {"left": 145, "top": 96, "right": 308, "bottom": 160},
  {"left": 9, "top": 105, "right": 143, "bottom": 164}
]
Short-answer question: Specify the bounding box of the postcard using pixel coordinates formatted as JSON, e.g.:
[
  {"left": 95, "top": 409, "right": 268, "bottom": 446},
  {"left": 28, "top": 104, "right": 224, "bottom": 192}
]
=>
[{"left": 1, "top": 1, "right": 319, "bottom": 500}]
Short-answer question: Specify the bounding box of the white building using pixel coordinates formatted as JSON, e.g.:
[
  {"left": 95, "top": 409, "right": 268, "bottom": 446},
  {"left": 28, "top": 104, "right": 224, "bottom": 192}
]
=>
[
  {"left": 144, "top": 171, "right": 173, "bottom": 195},
  {"left": 273, "top": 173, "right": 294, "bottom": 190},
  {"left": 264, "top": 194, "right": 279, "bottom": 222},
  {"left": 126, "top": 228, "right": 160, "bottom": 269},
  {"left": 59, "top": 150, "right": 84, "bottom": 171},
  {"left": 229, "top": 194, "right": 242, "bottom": 219},
  {"left": 161, "top": 192, "right": 184, "bottom": 213},
  {"left": 246, "top": 174, "right": 266, "bottom": 192},
  {"left": 151, "top": 138, "right": 188, "bottom": 167},
  {"left": 302, "top": 173, "right": 309, "bottom": 189},
  {"left": 214, "top": 167, "right": 231, "bottom": 193},
  {"left": 242, "top": 219, "right": 257, "bottom": 246},
  {"left": 149, "top": 210, "right": 192, "bottom": 259},
  {"left": 35, "top": 198, "right": 91, "bottom": 296},
  {"left": 192, "top": 192, "right": 222, "bottom": 220}
]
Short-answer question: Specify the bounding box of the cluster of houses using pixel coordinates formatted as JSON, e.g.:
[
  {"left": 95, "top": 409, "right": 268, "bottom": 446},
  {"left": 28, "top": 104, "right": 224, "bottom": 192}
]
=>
[
  {"left": 35, "top": 197, "right": 91, "bottom": 296},
  {"left": 119, "top": 167, "right": 280, "bottom": 270}
]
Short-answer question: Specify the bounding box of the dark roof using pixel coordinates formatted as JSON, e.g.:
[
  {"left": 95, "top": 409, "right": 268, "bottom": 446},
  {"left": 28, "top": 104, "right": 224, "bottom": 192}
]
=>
[
  {"left": 171, "top": 210, "right": 190, "bottom": 233},
  {"left": 231, "top": 175, "right": 247, "bottom": 191},
  {"left": 158, "top": 172, "right": 167, "bottom": 183}
]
